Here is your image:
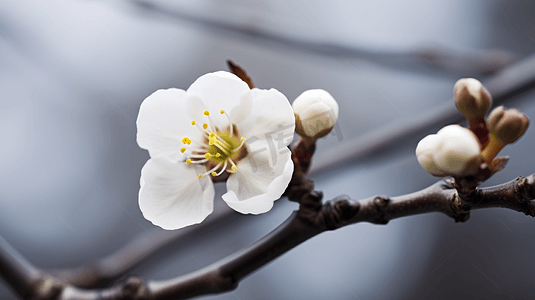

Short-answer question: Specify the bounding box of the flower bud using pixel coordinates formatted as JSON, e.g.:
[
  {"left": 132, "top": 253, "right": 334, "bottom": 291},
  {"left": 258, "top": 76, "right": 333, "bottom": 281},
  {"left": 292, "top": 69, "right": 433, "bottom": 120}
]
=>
[
  {"left": 487, "top": 106, "right": 529, "bottom": 145},
  {"left": 482, "top": 106, "right": 529, "bottom": 162},
  {"left": 454, "top": 78, "right": 492, "bottom": 119},
  {"left": 416, "top": 125, "right": 482, "bottom": 177},
  {"left": 293, "top": 89, "right": 339, "bottom": 139}
]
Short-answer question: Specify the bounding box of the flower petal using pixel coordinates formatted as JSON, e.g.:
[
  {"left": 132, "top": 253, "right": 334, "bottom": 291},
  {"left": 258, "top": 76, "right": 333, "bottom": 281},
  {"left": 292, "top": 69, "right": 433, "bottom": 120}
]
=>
[
  {"left": 137, "top": 88, "right": 202, "bottom": 162},
  {"left": 139, "top": 157, "right": 214, "bottom": 230},
  {"left": 187, "top": 71, "right": 251, "bottom": 111},
  {"left": 222, "top": 146, "right": 293, "bottom": 214},
  {"left": 237, "top": 88, "right": 295, "bottom": 147}
]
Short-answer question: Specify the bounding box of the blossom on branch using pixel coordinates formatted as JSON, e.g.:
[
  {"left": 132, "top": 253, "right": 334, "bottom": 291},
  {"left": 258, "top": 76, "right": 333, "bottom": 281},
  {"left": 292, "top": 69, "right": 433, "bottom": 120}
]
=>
[{"left": 137, "top": 71, "right": 295, "bottom": 230}]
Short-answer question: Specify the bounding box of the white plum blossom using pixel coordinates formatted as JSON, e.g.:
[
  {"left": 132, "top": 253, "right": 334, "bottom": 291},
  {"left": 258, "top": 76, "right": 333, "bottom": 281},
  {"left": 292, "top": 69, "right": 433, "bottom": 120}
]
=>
[
  {"left": 137, "top": 71, "right": 295, "bottom": 230},
  {"left": 416, "top": 125, "right": 482, "bottom": 177}
]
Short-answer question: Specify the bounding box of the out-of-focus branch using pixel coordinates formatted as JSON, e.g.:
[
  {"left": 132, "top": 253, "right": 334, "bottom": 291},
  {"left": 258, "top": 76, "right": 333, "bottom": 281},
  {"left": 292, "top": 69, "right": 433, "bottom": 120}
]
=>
[
  {"left": 0, "top": 236, "right": 63, "bottom": 300},
  {"left": 47, "top": 203, "right": 232, "bottom": 288},
  {"left": 47, "top": 172, "right": 535, "bottom": 300},
  {"left": 127, "top": 0, "right": 515, "bottom": 75}
]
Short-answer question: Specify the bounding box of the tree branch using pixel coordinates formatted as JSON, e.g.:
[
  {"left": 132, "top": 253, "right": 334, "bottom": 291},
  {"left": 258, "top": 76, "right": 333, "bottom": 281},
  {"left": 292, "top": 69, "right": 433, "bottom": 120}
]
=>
[
  {"left": 24, "top": 172, "right": 525, "bottom": 299},
  {"left": 0, "top": 236, "right": 63, "bottom": 300}
]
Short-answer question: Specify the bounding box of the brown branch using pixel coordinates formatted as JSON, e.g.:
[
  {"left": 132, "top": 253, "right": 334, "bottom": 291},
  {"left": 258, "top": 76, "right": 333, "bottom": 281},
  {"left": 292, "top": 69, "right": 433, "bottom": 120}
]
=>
[
  {"left": 0, "top": 236, "right": 63, "bottom": 300},
  {"left": 2, "top": 172, "right": 516, "bottom": 299}
]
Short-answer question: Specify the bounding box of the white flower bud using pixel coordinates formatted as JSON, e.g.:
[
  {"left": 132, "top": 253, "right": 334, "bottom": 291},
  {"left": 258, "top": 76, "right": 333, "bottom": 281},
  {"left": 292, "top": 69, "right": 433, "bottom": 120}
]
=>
[
  {"left": 416, "top": 125, "right": 482, "bottom": 176},
  {"left": 292, "top": 89, "right": 339, "bottom": 139}
]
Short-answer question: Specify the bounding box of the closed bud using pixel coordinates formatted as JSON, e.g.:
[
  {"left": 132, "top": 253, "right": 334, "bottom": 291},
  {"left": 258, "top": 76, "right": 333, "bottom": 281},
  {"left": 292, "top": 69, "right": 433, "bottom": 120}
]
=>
[
  {"left": 416, "top": 125, "right": 482, "bottom": 177},
  {"left": 487, "top": 106, "right": 529, "bottom": 145},
  {"left": 454, "top": 78, "right": 492, "bottom": 119},
  {"left": 293, "top": 89, "right": 339, "bottom": 139},
  {"left": 482, "top": 106, "right": 530, "bottom": 163}
]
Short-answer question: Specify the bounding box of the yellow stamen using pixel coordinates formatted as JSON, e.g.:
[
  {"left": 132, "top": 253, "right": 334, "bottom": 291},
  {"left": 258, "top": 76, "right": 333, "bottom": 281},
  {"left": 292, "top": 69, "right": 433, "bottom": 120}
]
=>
[
  {"left": 205, "top": 153, "right": 211, "bottom": 159},
  {"left": 191, "top": 120, "right": 196, "bottom": 125},
  {"left": 220, "top": 110, "right": 225, "bottom": 114},
  {"left": 204, "top": 110, "right": 210, "bottom": 116},
  {"left": 182, "top": 137, "right": 189, "bottom": 144},
  {"left": 203, "top": 123, "right": 208, "bottom": 130},
  {"left": 180, "top": 147, "right": 186, "bottom": 153},
  {"left": 241, "top": 137, "right": 246, "bottom": 142},
  {"left": 216, "top": 153, "right": 221, "bottom": 157},
  {"left": 231, "top": 166, "right": 237, "bottom": 171},
  {"left": 186, "top": 159, "right": 191, "bottom": 164},
  {"left": 209, "top": 132, "right": 216, "bottom": 137},
  {"left": 198, "top": 174, "right": 203, "bottom": 179},
  {"left": 211, "top": 172, "right": 217, "bottom": 177}
]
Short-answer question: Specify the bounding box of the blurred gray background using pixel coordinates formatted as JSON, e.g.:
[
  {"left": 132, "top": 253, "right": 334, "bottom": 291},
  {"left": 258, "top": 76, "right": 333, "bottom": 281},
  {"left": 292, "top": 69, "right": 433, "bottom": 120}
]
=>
[{"left": 1, "top": 0, "right": 535, "bottom": 299}]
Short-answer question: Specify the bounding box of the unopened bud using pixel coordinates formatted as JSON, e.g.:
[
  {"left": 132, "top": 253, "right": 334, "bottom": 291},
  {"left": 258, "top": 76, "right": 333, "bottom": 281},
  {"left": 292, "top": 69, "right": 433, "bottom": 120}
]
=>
[
  {"left": 482, "top": 106, "right": 529, "bottom": 162},
  {"left": 416, "top": 125, "right": 482, "bottom": 177},
  {"left": 293, "top": 89, "right": 339, "bottom": 139},
  {"left": 454, "top": 78, "right": 492, "bottom": 119},
  {"left": 487, "top": 106, "right": 529, "bottom": 145}
]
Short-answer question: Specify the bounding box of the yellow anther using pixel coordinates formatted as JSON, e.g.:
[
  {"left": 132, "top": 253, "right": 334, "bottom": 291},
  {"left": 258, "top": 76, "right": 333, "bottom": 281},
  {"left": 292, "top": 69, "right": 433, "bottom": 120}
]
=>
[
  {"left": 220, "top": 110, "right": 225, "bottom": 114},
  {"left": 187, "top": 139, "right": 192, "bottom": 145},
  {"left": 203, "top": 123, "right": 208, "bottom": 130},
  {"left": 198, "top": 174, "right": 203, "bottom": 179},
  {"left": 216, "top": 153, "right": 221, "bottom": 157},
  {"left": 231, "top": 166, "right": 237, "bottom": 171},
  {"left": 186, "top": 159, "right": 191, "bottom": 164},
  {"left": 182, "top": 137, "right": 189, "bottom": 144},
  {"left": 240, "top": 137, "right": 246, "bottom": 142},
  {"left": 180, "top": 147, "right": 186, "bottom": 153},
  {"left": 204, "top": 110, "right": 210, "bottom": 116},
  {"left": 191, "top": 120, "right": 196, "bottom": 125},
  {"left": 211, "top": 172, "right": 217, "bottom": 177},
  {"left": 205, "top": 153, "right": 211, "bottom": 159},
  {"left": 210, "top": 132, "right": 216, "bottom": 138}
]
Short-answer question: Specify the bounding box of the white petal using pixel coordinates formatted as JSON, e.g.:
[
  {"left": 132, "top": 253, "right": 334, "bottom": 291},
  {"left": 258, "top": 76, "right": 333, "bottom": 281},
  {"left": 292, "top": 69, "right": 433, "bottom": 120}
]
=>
[
  {"left": 237, "top": 88, "right": 295, "bottom": 147},
  {"left": 139, "top": 157, "right": 214, "bottom": 230},
  {"left": 222, "top": 147, "right": 293, "bottom": 214},
  {"left": 229, "top": 91, "right": 253, "bottom": 124},
  {"left": 415, "top": 134, "right": 448, "bottom": 176},
  {"left": 137, "top": 88, "right": 202, "bottom": 162},
  {"left": 187, "top": 71, "right": 251, "bottom": 111},
  {"left": 433, "top": 125, "right": 482, "bottom": 175}
]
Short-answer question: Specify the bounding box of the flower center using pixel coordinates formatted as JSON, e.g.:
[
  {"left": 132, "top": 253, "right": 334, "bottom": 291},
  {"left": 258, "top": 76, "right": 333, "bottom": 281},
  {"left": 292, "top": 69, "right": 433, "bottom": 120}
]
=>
[{"left": 181, "top": 110, "right": 247, "bottom": 179}]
